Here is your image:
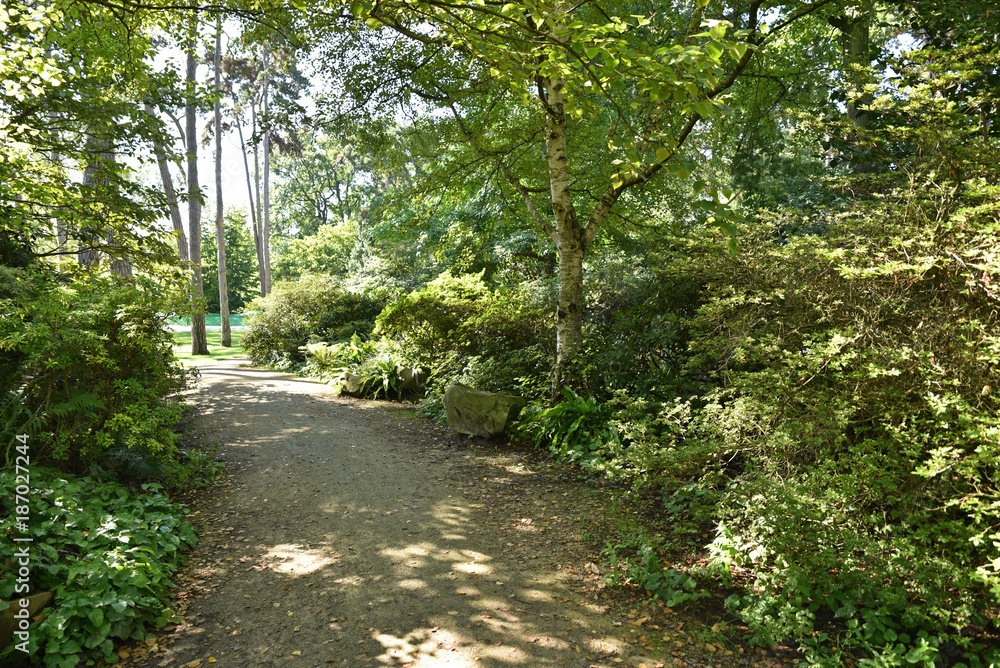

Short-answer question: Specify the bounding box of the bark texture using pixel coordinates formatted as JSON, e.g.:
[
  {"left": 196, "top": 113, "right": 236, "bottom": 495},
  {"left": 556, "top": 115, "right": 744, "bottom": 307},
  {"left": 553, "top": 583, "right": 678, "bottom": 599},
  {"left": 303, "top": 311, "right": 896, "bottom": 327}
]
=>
[
  {"left": 830, "top": 1, "right": 872, "bottom": 130},
  {"left": 146, "top": 104, "right": 190, "bottom": 262},
  {"left": 544, "top": 75, "right": 585, "bottom": 393},
  {"left": 186, "top": 33, "right": 209, "bottom": 356},
  {"left": 261, "top": 47, "right": 273, "bottom": 296},
  {"left": 215, "top": 20, "right": 231, "bottom": 348}
]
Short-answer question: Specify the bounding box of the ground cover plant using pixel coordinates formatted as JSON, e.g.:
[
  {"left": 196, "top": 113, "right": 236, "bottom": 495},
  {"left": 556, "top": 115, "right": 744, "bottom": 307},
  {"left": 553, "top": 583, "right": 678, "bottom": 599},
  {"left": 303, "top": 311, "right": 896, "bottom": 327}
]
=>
[{"left": 0, "top": 468, "right": 197, "bottom": 667}]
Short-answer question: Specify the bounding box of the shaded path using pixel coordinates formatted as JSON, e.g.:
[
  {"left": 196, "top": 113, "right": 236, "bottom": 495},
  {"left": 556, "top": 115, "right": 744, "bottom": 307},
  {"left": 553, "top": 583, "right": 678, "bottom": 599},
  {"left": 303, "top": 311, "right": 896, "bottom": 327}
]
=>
[{"left": 123, "top": 359, "right": 755, "bottom": 668}]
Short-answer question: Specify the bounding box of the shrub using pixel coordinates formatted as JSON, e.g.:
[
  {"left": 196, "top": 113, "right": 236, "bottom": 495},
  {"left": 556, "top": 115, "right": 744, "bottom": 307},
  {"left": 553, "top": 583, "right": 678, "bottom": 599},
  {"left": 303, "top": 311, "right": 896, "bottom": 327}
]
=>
[
  {"left": 0, "top": 269, "right": 188, "bottom": 470},
  {"left": 241, "top": 275, "right": 385, "bottom": 366},
  {"left": 625, "top": 189, "right": 1000, "bottom": 664},
  {"left": 374, "top": 271, "right": 553, "bottom": 396},
  {"left": 512, "top": 388, "right": 614, "bottom": 468},
  {"left": 583, "top": 251, "right": 702, "bottom": 395},
  {"left": 0, "top": 467, "right": 197, "bottom": 667}
]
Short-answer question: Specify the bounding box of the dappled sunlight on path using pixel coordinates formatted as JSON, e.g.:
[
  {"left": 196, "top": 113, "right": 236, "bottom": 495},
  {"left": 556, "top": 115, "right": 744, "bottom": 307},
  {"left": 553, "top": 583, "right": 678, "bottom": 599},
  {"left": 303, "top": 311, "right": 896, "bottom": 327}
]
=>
[{"left": 129, "top": 359, "right": 643, "bottom": 667}]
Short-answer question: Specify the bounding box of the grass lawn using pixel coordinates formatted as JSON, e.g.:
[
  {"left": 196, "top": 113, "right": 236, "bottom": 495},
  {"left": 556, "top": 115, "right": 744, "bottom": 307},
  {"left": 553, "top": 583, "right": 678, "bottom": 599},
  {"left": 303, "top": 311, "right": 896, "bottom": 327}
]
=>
[{"left": 171, "top": 330, "right": 245, "bottom": 364}]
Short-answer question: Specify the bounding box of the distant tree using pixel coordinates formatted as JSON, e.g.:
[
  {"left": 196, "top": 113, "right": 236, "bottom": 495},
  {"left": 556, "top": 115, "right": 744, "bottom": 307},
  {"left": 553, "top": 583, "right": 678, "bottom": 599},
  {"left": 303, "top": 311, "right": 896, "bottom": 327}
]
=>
[
  {"left": 202, "top": 209, "right": 261, "bottom": 313},
  {"left": 223, "top": 36, "right": 309, "bottom": 296},
  {"left": 272, "top": 131, "right": 365, "bottom": 237},
  {"left": 271, "top": 220, "right": 357, "bottom": 281}
]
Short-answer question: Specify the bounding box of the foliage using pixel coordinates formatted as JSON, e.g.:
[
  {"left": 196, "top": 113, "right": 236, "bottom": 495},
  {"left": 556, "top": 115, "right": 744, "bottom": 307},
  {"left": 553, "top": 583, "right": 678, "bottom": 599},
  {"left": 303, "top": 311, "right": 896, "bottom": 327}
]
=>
[
  {"left": 301, "top": 334, "right": 378, "bottom": 379},
  {"left": 201, "top": 209, "right": 262, "bottom": 312},
  {"left": 270, "top": 131, "right": 366, "bottom": 238},
  {"left": 374, "top": 271, "right": 553, "bottom": 396},
  {"left": 602, "top": 541, "right": 708, "bottom": 608},
  {"left": 159, "top": 444, "right": 226, "bottom": 491},
  {"left": 241, "top": 275, "right": 384, "bottom": 366},
  {"left": 0, "top": 268, "right": 188, "bottom": 469},
  {"left": 513, "top": 389, "right": 613, "bottom": 468},
  {"left": 272, "top": 219, "right": 357, "bottom": 282},
  {"left": 0, "top": 467, "right": 197, "bottom": 667},
  {"left": 583, "top": 251, "right": 703, "bottom": 395},
  {"left": 0, "top": 0, "right": 183, "bottom": 275},
  {"left": 301, "top": 335, "right": 415, "bottom": 400}
]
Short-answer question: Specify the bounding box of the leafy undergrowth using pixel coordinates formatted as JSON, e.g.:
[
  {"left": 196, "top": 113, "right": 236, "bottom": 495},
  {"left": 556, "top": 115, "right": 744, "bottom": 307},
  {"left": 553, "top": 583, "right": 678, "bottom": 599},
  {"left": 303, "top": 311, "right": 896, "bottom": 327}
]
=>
[{"left": 0, "top": 467, "right": 197, "bottom": 667}]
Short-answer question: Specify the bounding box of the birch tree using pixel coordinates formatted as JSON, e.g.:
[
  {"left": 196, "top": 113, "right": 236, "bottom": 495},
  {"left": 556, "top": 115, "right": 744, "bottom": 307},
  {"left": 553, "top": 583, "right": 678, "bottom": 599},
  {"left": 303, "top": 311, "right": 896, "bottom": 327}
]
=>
[{"left": 312, "top": 0, "right": 836, "bottom": 390}]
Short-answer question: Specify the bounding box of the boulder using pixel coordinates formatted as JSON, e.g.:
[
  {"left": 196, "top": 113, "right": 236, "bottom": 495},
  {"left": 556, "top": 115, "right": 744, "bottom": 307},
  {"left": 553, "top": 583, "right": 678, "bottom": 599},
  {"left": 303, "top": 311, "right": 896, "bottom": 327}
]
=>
[
  {"left": 444, "top": 383, "right": 526, "bottom": 438},
  {"left": 335, "top": 371, "right": 375, "bottom": 397},
  {"left": 395, "top": 366, "right": 428, "bottom": 394},
  {"left": 1, "top": 591, "right": 53, "bottom": 649}
]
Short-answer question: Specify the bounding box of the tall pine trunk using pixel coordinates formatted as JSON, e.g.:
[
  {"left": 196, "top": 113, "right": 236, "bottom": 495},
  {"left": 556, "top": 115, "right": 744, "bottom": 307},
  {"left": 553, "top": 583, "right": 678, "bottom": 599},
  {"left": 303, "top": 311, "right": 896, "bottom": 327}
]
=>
[
  {"left": 78, "top": 132, "right": 110, "bottom": 268},
  {"left": 261, "top": 47, "right": 273, "bottom": 295},
  {"left": 214, "top": 19, "right": 231, "bottom": 348},
  {"left": 236, "top": 116, "right": 261, "bottom": 284},
  {"left": 186, "top": 23, "right": 209, "bottom": 356},
  {"left": 830, "top": 1, "right": 872, "bottom": 130},
  {"left": 79, "top": 130, "right": 132, "bottom": 276}
]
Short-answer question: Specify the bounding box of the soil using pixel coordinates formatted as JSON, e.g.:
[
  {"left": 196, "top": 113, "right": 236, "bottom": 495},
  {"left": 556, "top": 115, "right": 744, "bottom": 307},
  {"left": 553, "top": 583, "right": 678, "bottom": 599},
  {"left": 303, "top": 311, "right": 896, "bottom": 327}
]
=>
[{"left": 120, "top": 359, "right": 801, "bottom": 668}]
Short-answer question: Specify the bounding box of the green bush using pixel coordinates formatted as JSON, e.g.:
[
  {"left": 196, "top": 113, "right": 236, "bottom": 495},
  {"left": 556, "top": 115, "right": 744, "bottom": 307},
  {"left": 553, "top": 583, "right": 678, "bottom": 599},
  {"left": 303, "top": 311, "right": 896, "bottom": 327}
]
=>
[
  {"left": 374, "top": 271, "right": 553, "bottom": 396},
  {"left": 584, "top": 251, "right": 702, "bottom": 395},
  {"left": 512, "top": 388, "right": 614, "bottom": 468},
  {"left": 0, "top": 467, "right": 197, "bottom": 667},
  {"left": 241, "top": 275, "right": 385, "bottom": 366},
  {"left": 0, "top": 269, "right": 188, "bottom": 469}
]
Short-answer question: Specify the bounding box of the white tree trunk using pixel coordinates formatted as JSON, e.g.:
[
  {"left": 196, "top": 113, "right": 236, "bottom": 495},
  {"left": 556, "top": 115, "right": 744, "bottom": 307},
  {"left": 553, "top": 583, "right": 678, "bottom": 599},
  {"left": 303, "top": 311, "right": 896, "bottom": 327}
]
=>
[
  {"left": 145, "top": 104, "right": 189, "bottom": 262},
  {"left": 544, "top": 75, "right": 586, "bottom": 393}
]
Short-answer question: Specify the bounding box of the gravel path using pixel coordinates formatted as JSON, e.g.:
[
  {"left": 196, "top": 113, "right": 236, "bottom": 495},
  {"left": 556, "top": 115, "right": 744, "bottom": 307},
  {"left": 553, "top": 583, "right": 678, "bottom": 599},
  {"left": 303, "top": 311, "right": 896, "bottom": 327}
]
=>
[{"left": 120, "top": 358, "right": 764, "bottom": 668}]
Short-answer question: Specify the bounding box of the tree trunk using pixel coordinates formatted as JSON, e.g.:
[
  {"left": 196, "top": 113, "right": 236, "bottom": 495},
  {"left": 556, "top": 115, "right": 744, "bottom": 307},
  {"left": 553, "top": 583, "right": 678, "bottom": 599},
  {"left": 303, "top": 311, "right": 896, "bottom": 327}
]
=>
[
  {"left": 79, "top": 131, "right": 131, "bottom": 276},
  {"left": 186, "top": 26, "right": 209, "bottom": 356},
  {"left": 215, "top": 19, "right": 231, "bottom": 348},
  {"left": 261, "top": 50, "right": 273, "bottom": 295},
  {"left": 830, "top": 1, "right": 872, "bottom": 129},
  {"left": 146, "top": 104, "right": 189, "bottom": 262},
  {"left": 544, "top": 75, "right": 586, "bottom": 395},
  {"left": 251, "top": 102, "right": 268, "bottom": 296},
  {"left": 235, "top": 115, "right": 264, "bottom": 294}
]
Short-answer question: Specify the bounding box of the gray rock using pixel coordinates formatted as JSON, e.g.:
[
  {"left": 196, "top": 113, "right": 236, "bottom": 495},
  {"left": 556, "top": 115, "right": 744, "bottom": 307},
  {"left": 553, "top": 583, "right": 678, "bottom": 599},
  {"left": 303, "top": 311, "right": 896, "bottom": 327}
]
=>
[
  {"left": 443, "top": 383, "right": 526, "bottom": 438},
  {"left": 336, "top": 371, "right": 375, "bottom": 397},
  {"left": 395, "top": 366, "right": 428, "bottom": 394}
]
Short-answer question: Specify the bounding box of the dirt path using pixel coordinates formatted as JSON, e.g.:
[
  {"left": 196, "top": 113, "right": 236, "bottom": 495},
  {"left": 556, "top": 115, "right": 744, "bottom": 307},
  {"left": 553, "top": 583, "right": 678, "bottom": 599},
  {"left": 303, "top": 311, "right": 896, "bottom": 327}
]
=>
[{"left": 121, "top": 359, "right": 768, "bottom": 668}]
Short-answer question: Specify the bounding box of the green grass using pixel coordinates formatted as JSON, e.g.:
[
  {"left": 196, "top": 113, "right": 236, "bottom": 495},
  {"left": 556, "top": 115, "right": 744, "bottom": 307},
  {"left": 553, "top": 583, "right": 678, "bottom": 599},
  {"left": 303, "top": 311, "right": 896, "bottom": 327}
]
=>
[
  {"left": 169, "top": 313, "right": 247, "bottom": 327},
  {"left": 172, "top": 329, "right": 245, "bottom": 363}
]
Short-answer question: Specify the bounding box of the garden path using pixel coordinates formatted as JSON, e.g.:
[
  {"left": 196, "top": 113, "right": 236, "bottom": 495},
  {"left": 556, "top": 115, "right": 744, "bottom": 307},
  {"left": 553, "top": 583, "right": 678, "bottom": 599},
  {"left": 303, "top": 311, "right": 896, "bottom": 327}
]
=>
[{"left": 122, "top": 358, "right": 793, "bottom": 668}]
